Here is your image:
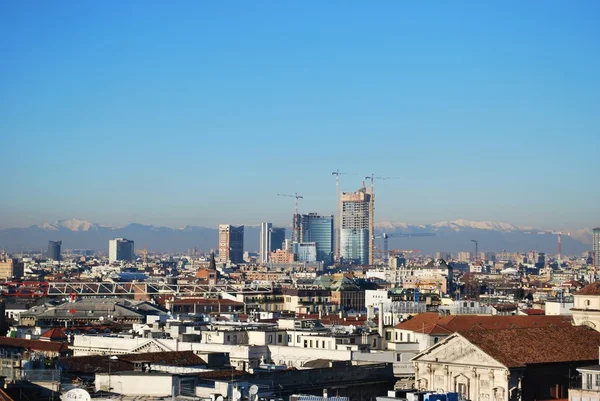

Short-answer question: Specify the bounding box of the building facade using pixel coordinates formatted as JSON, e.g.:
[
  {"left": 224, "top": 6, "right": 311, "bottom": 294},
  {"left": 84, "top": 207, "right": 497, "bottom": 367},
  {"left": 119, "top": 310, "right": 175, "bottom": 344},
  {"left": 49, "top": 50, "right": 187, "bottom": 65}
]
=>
[
  {"left": 0, "top": 252, "right": 24, "bottom": 280},
  {"left": 340, "top": 188, "right": 373, "bottom": 265},
  {"left": 298, "top": 213, "right": 334, "bottom": 265},
  {"left": 48, "top": 240, "right": 62, "bottom": 261},
  {"left": 260, "top": 223, "right": 286, "bottom": 264},
  {"left": 219, "top": 224, "right": 244, "bottom": 264},
  {"left": 109, "top": 238, "right": 135, "bottom": 263}
]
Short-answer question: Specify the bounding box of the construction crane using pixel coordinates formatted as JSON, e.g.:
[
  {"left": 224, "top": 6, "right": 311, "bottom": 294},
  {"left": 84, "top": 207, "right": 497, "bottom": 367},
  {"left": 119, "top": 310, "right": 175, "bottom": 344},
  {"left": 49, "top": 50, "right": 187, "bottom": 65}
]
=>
[
  {"left": 332, "top": 170, "right": 355, "bottom": 260},
  {"left": 135, "top": 247, "right": 148, "bottom": 266},
  {"left": 364, "top": 174, "right": 401, "bottom": 194},
  {"left": 523, "top": 231, "right": 571, "bottom": 262},
  {"left": 374, "top": 233, "right": 436, "bottom": 264},
  {"left": 277, "top": 193, "right": 304, "bottom": 242}
]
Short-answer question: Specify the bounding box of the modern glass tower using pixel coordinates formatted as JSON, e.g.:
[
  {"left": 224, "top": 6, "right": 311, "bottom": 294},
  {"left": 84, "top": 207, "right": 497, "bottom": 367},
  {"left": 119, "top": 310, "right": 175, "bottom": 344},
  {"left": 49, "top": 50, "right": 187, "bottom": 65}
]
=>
[
  {"left": 48, "top": 240, "right": 62, "bottom": 261},
  {"left": 260, "top": 224, "right": 287, "bottom": 263},
  {"left": 299, "top": 213, "right": 334, "bottom": 265}
]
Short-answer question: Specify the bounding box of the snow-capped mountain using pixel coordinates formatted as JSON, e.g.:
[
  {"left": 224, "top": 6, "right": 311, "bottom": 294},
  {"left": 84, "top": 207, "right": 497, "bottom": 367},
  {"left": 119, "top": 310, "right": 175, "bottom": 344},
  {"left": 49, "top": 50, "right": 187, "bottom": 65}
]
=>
[
  {"left": 36, "top": 219, "right": 99, "bottom": 232},
  {"left": 0, "top": 218, "right": 592, "bottom": 255},
  {"left": 375, "top": 219, "right": 520, "bottom": 232}
]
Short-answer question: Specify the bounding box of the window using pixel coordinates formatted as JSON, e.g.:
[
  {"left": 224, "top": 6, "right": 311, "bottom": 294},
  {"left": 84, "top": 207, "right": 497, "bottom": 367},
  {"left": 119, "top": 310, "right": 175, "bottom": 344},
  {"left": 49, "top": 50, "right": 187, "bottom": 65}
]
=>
[
  {"left": 434, "top": 337, "right": 439, "bottom": 344},
  {"left": 396, "top": 354, "right": 401, "bottom": 361},
  {"left": 586, "top": 300, "right": 591, "bottom": 307},
  {"left": 278, "top": 334, "right": 283, "bottom": 343},
  {"left": 268, "top": 335, "right": 273, "bottom": 344},
  {"left": 304, "top": 340, "right": 307, "bottom": 348},
  {"left": 310, "top": 340, "right": 313, "bottom": 347},
  {"left": 287, "top": 335, "right": 292, "bottom": 343},
  {"left": 586, "top": 374, "right": 593, "bottom": 390},
  {"left": 322, "top": 341, "right": 325, "bottom": 348},
  {"left": 407, "top": 334, "right": 411, "bottom": 342},
  {"left": 395, "top": 332, "right": 398, "bottom": 341},
  {"left": 297, "top": 335, "right": 301, "bottom": 343},
  {"left": 227, "top": 335, "right": 230, "bottom": 341},
  {"left": 596, "top": 374, "right": 600, "bottom": 387},
  {"left": 385, "top": 332, "right": 391, "bottom": 340},
  {"left": 400, "top": 332, "right": 403, "bottom": 341}
]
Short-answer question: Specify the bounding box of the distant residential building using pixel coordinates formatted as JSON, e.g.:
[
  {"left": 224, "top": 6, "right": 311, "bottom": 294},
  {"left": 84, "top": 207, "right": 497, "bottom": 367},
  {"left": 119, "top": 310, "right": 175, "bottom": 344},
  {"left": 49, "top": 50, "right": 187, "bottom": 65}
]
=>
[
  {"left": 218, "top": 225, "right": 244, "bottom": 264},
  {"left": 480, "top": 251, "right": 496, "bottom": 263},
  {"left": 435, "top": 252, "right": 451, "bottom": 260},
  {"left": 48, "top": 240, "right": 62, "bottom": 261},
  {"left": 0, "top": 251, "right": 24, "bottom": 280},
  {"left": 259, "top": 223, "right": 286, "bottom": 264},
  {"left": 270, "top": 249, "right": 295, "bottom": 264},
  {"left": 457, "top": 251, "right": 472, "bottom": 262},
  {"left": 594, "top": 227, "right": 600, "bottom": 269},
  {"left": 340, "top": 188, "right": 373, "bottom": 265},
  {"left": 298, "top": 213, "right": 334, "bottom": 265},
  {"left": 108, "top": 238, "right": 135, "bottom": 263}
]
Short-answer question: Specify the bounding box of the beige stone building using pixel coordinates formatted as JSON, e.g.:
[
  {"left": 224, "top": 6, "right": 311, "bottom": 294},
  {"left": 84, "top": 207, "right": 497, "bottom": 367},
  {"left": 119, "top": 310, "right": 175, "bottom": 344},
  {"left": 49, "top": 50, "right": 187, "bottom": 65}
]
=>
[
  {"left": 572, "top": 282, "right": 600, "bottom": 330},
  {"left": 0, "top": 253, "right": 24, "bottom": 279},
  {"left": 412, "top": 325, "right": 600, "bottom": 401}
]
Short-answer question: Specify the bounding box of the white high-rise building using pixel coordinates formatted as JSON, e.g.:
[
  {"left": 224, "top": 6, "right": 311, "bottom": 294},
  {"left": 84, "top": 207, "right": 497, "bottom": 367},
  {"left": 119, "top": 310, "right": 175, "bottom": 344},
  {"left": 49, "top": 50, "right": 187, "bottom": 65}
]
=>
[
  {"left": 260, "top": 223, "right": 273, "bottom": 264},
  {"left": 259, "top": 223, "right": 285, "bottom": 264},
  {"left": 109, "top": 238, "right": 135, "bottom": 263}
]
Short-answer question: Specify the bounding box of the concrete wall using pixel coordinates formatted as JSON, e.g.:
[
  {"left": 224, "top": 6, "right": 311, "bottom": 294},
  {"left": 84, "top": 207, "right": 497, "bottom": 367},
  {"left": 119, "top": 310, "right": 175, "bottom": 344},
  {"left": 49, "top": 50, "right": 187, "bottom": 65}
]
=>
[{"left": 96, "top": 373, "right": 174, "bottom": 396}]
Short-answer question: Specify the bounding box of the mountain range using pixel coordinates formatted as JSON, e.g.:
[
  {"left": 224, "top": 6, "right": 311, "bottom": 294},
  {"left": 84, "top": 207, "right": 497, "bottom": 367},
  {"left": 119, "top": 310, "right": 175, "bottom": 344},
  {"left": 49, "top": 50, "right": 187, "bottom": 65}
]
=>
[{"left": 0, "top": 218, "right": 594, "bottom": 256}]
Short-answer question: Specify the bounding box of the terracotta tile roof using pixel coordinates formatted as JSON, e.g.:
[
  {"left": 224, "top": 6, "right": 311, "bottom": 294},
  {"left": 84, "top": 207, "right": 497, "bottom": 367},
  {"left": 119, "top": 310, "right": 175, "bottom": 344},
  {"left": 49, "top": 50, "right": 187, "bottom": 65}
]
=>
[
  {"left": 521, "top": 309, "right": 545, "bottom": 316},
  {"left": 463, "top": 325, "right": 600, "bottom": 368},
  {"left": 60, "top": 351, "right": 206, "bottom": 374},
  {"left": 577, "top": 282, "right": 600, "bottom": 295},
  {"left": 40, "top": 328, "right": 68, "bottom": 341},
  {"left": 395, "top": 313, "right": 572, "bottom": 334},
  {"left": 0, "top": 337, "right": 69, "bottom": 353}
]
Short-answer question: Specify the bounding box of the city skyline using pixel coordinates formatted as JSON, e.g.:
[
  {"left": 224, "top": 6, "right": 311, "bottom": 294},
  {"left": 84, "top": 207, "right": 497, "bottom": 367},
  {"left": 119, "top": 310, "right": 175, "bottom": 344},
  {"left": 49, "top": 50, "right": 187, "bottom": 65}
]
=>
[{"left": 2, "top": 2, "right": 599, "bottom": 230}]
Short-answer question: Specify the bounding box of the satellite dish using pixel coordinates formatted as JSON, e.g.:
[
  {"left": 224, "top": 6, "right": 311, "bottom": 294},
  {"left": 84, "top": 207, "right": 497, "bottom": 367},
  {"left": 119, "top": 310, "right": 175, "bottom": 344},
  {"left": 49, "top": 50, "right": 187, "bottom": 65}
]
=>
[
  {"left": 249, "top": 385, "right": 258, "bottom": 396},
  {"left": 233, "top": 390, "right": 241, "bottom": 400},
  {"left": 63, "top": 388, "right": 91, "bottom": 401},
  {"left": 216, "top": 396, "right": 224, "bottom": 401}
]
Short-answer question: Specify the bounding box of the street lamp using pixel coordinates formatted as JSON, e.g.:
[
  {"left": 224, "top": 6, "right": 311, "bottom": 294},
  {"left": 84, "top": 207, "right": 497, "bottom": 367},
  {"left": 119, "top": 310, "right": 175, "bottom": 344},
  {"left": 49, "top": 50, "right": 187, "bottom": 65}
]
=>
[{"left": 107, "top": 355, "right": 118, "bottom": 392}]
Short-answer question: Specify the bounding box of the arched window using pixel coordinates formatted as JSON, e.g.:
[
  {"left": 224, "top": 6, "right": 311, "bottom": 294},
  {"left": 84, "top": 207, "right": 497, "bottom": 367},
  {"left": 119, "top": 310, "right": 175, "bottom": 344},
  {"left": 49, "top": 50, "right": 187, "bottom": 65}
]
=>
[{"left": 434, "top": 337, "right": 439, "bottom": 344}]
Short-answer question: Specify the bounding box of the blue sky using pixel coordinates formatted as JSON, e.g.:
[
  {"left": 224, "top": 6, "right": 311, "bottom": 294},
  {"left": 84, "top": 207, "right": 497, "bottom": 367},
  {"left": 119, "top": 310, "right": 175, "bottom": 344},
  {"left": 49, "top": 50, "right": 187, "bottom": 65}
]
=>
[{"left": 1, "top": 1, "right": 599, "bottom": 230}]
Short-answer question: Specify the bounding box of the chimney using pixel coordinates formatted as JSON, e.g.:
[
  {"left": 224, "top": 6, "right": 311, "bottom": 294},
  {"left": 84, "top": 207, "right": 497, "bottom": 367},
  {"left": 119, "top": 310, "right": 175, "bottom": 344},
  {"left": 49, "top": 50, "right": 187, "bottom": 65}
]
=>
[{"left": 367, "top": 305, "right": 374, "bottom": 320}]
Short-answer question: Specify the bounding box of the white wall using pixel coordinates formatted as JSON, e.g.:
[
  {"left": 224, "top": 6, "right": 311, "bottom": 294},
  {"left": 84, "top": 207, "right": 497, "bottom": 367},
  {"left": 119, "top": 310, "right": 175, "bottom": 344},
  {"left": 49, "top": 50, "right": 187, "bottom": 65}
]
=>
[{"left": 96, "top": 373, "right": 173, "bottom": 396}]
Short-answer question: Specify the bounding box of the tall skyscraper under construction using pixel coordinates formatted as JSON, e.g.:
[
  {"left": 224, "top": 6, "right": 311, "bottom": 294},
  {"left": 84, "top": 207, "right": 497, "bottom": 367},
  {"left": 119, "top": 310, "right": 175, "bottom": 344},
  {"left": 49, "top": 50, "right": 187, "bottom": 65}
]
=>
[
  {"left": 340, "top": 186, "right": 374, "bottom": 265},
  {"left": 219, "top": 224, "right": 244, "bottom": 264},
  {"left": 594, "top": 227, "right": 600, "bottom": 269}
]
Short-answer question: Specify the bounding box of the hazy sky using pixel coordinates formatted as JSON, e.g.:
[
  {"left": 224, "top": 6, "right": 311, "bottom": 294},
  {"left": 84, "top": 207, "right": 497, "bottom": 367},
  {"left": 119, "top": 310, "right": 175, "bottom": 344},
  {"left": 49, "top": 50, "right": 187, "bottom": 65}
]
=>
[{"left": 1, "top": 1, "right": 599, "bottom": 230}]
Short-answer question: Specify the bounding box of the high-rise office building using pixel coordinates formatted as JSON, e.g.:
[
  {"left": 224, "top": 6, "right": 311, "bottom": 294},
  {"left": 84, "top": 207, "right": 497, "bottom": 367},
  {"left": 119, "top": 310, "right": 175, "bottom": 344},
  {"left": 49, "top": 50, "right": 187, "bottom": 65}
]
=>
[
  {"left": 48, "top": 241, "right": 62, "bottom": 261},
  {"left": 340, "top": 188, "right": 373, "bottom": 265},
  {"left": 109, "top": 238, "right": 135, "bottom": 263},
  {"left": 298, "top": 213, "right": 334, "bottom": 265},
  {"left": 594, "top": 227, "right": 600, "bottom": 269},
  {"left": 218, "top": 225, "right": 244, "bottom": 264},
  {"left": 259, "top": 223, "right": 285, "bottom": 263}
]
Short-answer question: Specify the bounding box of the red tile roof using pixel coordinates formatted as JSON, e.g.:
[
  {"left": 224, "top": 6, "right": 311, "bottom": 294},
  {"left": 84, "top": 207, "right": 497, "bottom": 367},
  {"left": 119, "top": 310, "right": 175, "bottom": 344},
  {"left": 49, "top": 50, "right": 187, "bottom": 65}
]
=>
[
  {"left": 463, "top": 325, "right": 600, "bottom": 368},
  {"left": 172, "top": 298, "right": 243, "bottom": 306},
  {"left": 577, "top": 282, "right": 600, "bottom": 295},
  {"left": 395, "top": 313, "right": 573, "bottom": 334},
  {"left": 0, "top": 337, "right": 69, "bottom": 353},
  {"left": 40, "top": 328, "right": 68, "bottom": 341},
  {"left": 521, "top": 309, "right": 545, "bottom": 316}
]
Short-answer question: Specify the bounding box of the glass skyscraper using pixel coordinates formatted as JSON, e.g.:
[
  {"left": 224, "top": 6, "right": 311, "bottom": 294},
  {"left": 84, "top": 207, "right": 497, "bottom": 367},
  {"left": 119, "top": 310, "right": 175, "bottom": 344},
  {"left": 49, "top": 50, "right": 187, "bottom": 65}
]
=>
[{"left": 299, "top": 213, "right": 333, "bottom": 266}]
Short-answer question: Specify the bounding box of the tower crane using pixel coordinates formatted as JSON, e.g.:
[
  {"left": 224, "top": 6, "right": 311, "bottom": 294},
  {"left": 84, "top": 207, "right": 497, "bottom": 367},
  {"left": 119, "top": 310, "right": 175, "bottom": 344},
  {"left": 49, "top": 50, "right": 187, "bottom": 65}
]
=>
[
  {"left": 135, "top": 247, "right": 148, "bottom": 266},
  {"left": 374, "top": 233, "right": 436, "bottom": 264},
  {"left": 332, "top": 170, "right": 355, "bottom": 260},
  {"left": 277, "top": 193, "right": 304, "bottom": 242},
  {"left": 364, "top": 174, "right": 401, "bottom": 194},
  {"left": 523, "top": 230, "right": 571, "bottom": 262}
]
